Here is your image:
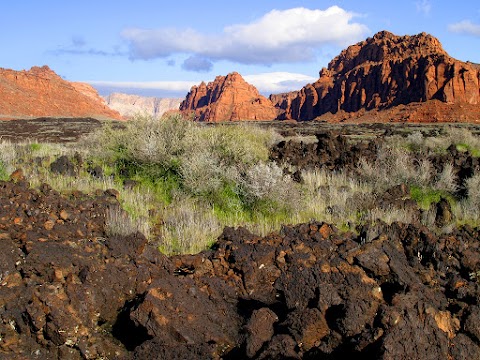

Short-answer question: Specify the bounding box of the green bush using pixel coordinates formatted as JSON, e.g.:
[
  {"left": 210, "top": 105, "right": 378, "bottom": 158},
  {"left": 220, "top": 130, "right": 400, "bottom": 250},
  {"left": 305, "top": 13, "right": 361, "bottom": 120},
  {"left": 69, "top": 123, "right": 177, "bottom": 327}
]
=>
[
  {"left": 0, "top": 161, "right": 9, "bottom": 181},
  {"left": 89, "top": 114, "right": 305, "bottom": 253},
  {"left": 410, "top": 186, "right": 450, "bottom": 210}
]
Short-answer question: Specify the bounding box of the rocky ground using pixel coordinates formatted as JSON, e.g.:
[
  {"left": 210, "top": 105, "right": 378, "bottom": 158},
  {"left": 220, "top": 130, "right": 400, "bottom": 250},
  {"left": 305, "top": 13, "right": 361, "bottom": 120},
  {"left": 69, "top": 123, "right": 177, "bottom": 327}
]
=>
[
  {"left": 1, "top": 125, "right": 480, "bottom": 359},
  {"left": 1, "top": 174, "right": 480, "bottom": 359},
  {"left": 0, "top": 118, "right": 105, "bottom": 143}
]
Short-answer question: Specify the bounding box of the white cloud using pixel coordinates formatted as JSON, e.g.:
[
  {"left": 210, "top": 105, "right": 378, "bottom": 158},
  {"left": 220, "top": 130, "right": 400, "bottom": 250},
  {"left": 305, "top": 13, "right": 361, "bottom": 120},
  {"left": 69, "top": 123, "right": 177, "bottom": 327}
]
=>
[
  {"left": 448, "top": 20, "right": 480, "bottom": 37},
  {"left": 87, "top": 80, "right": 198, "bottom": 92},
  {"left": 87, "top": 72, "right": 317, "bottom": 97},
  {"left": 415, "top": 0, "right": 432, "bottom": 15},
  {"left": 244, "top": 72, "right": 317, "bottom": 94},
  {"left": 122, "top": 6, "right": 369, "bottom": 66}
]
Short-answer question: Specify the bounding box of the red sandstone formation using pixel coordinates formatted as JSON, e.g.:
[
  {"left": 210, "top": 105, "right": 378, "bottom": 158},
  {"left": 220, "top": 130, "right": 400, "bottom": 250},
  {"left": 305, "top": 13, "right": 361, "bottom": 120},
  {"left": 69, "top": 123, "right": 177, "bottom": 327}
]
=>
[
  {"left": 180, "top": 72, "right": 280, "bottom": 122},
  {"left": 0, "top": 66, "right": 123, "bottom": 120},
  {"left": 272, "top": 31, "right": 480, "bottom": 122}
]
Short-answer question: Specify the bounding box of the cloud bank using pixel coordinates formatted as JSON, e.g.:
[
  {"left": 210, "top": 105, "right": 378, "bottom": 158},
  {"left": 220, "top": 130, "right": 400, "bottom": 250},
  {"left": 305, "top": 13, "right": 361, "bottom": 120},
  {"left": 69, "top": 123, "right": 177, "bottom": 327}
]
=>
[
  {"left": 244, "top": 72, "right": 317, "bottom": 94},
  {"left": 448, "top": 20, "right": 480, "bottom": 37},
  {"left": 88, "top": 72, "right": 317, "bottom": 97},
  {"left": 122, "top": 6, "right": 369, "bottom": 67}
]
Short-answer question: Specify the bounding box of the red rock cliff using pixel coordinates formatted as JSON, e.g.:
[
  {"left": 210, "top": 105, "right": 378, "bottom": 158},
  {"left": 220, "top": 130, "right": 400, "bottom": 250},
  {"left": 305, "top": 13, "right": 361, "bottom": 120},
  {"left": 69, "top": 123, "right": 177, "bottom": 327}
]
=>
[
  {"left": 272, "top": 31, "right": 480, "bottom": 121},
  {"left": 0, "top": 66, "right": 123, "bottom": 120},
  {"left": 180, "top": 72, "right": 280, "bottom": 122}
]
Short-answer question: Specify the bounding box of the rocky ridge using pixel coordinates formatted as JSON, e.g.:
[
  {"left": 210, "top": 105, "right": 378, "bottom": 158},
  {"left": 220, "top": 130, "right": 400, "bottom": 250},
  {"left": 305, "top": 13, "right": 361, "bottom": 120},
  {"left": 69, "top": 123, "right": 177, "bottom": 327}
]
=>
[
  {"left": 0, "top": 66, "right": 122, "bottom": 120},
  {"left": 180, "top": 31, "right": 480, "bottom": 123},
  {"left": 180, "top": 72, "right": 280, "bottom": 122},
  {"left": 272, "top": 31, "right": 480, "bottom": 121},
  {"left": 103, "top": 93, "right": 182, "bottom": 119}
]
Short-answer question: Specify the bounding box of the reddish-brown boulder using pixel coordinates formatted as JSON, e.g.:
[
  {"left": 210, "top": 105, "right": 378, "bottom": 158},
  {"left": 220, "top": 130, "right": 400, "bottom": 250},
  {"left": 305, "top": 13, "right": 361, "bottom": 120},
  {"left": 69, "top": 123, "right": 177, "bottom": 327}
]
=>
[
  {"left": 0, "top": 65, "right": 123, "bottom": 120},
  {"left": 180, "top": 72, "right": 280, "bottom": 121},
  {"left": 272, "top": 31, "right": 480, "bottom": 122}
]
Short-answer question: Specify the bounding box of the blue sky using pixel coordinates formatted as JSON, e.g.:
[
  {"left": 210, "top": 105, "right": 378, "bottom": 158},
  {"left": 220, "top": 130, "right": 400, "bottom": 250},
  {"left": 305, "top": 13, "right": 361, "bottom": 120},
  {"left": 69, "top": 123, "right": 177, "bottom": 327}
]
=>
[{"left": 2, "top": 1, "right": 480, "bottom": 97}]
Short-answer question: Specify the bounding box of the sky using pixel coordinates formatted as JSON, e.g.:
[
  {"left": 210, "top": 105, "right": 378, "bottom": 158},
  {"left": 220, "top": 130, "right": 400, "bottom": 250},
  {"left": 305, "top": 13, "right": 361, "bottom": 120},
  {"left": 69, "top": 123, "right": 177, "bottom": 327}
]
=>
[{"left": 2, "top": 1, "right": 480, "bottom": 98}]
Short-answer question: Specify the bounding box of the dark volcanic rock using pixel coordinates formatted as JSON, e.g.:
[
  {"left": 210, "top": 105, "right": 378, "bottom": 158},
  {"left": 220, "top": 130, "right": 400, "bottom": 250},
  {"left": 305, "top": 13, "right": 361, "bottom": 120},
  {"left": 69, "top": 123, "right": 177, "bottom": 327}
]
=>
[
  {"left": 0, "top": 175, "right": 480, "bottom": 359},
  {"left": 270, "top": 131, "right": 378, "bottom": 172},
  {"left": 50, "top": 155, "right": 78, "bottom": 176}
]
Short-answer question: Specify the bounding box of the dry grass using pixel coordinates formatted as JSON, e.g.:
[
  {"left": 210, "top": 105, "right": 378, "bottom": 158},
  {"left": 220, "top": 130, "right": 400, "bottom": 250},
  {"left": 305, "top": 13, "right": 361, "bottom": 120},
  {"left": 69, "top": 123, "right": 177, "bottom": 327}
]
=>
[
  {"left": 105, "top": 205, "right": 150, "bottom": 238},
  {"left": 159, "top": 196, "right": 222, "bottom": 254},
  {"left": 2, "top": 119, "right": 480, "bottom": 255},
  {"left": 301, "top": 168, "right": 372, "bottom": 227},
  {"left": 366, "top": 205, "right": 417, "bottom": 225}
]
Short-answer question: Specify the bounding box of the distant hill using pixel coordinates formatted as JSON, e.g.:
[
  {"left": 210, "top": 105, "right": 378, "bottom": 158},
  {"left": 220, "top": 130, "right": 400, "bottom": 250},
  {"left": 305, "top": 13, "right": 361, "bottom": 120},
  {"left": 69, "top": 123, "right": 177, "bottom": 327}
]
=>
[
  {"left": 103, "top": 93, "right": 182, "bottom": 119},
  {"left": 0, "top": 66, "right": 122, "bottom": 120}
]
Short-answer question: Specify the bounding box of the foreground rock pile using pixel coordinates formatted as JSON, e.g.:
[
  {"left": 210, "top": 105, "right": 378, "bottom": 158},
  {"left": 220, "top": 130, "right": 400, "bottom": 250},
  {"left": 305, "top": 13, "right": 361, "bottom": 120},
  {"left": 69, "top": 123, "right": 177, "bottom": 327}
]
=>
[{"left": 0, "top": 174, "right": 479, "bottom": 359}]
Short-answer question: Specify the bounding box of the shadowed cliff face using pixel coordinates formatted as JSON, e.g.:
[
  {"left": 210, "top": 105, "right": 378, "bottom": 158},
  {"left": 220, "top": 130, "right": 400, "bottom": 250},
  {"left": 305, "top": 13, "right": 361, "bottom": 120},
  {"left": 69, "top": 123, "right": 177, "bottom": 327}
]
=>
[
  {"left": 0, "top": 66, "right": 123, "bottom": 120},
  {"left": 272, "top": 31, "right": 480, "bottom": 121},
  {"left": 180, "top": 72, "right": 280, "bottom": 122}
]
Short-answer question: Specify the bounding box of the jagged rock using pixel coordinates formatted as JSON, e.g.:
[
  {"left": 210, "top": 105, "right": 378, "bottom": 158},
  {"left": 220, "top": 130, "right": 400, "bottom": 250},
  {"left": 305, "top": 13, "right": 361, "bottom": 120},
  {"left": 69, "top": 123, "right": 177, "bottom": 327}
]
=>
[
  {"left": 270, "top": 130, "right": 378, "bottom": 172},
  {"left": 50, "top": 155, "right": 77, "bottom": 176},
  {"left": 0, "top": 158, "right": 480, "bottom": 358},
  {"left": 103, "top": 93, "right": 182, "bottom": 119},
  {"left": 180, "top": 72, "right": 280, "bottom": 121},
  {"left": 0, "top": 65, "right": 122, "bottom": 120},
  {"left": 272, "top": 31, "right": 480, "bottom": 122}
]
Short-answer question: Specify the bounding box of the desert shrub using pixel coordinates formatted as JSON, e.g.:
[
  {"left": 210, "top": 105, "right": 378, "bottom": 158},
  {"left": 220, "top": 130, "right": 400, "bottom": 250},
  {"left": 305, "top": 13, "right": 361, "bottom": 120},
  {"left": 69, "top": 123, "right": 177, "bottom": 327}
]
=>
[
  {"left": 366, "top": 205, "right": 417, "bottom": 225},
  {"left": 104, "top": 113, "right": 192, "bottom": 166},
  {"left": 159, "top": 196, "right": 222, "bottom": 254},
  {"left": 301, "top": 168, "right": 372, "bottom": 228},
  {"left": 454, "top": 173, "right": 480, "bottom": 226},
  {"left": 404, "top": 131, "right": 426, "bottom": 153},
  {"left": 358, "top": 145, "right": 431, "bottom": 191},
  {"left": 105, "top": 205, "right": 150, "bottom": 238},
  {"left": 385, "top": 127, "right": 480, "bottom": 157},
  {"left": 446, "top": 127, "right": 480, "bottom": 156},
  {"left": 433, "top": 163, "right": 457, "bottom": 193},
  {"left": 97, "top": 115, "right": 280, "bottom": 196},
  {"left": 0, "top": 141, "right": 17, "bottom": 176},
  {"left": 89, "top": 114, "right": 304, "bottom": 253},
  {"left": 465, "top": 173, "right": 480, "bottom": 205},
  {"left": 242, "top": 162, "right": 295, "bottom": 205}
]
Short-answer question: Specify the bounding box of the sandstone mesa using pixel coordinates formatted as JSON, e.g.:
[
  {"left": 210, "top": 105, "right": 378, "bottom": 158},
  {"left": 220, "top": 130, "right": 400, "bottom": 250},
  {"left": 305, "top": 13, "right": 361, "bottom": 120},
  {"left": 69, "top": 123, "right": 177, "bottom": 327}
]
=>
[
  {"left": 0, "top": 65, "right": 122, "bottom": 121},
  {"left": 180, "top": 72, "right": 281, "bottom": 122},
  {"left": 273, "top": 31, "right": 480, "bottom": 122},
  {"left": 183, "top": 31, "right": 480, "bottom": 123}
]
